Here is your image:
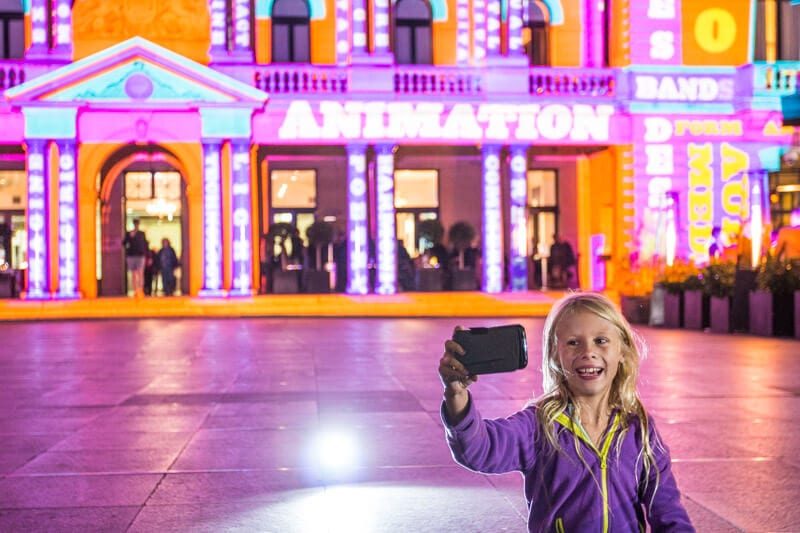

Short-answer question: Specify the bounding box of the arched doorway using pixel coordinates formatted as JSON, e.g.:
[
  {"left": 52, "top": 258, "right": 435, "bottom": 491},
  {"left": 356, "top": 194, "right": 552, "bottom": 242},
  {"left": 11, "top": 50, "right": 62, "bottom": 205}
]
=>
[{"left": 97, "top": 145, "right": 189, "bottom": 296}]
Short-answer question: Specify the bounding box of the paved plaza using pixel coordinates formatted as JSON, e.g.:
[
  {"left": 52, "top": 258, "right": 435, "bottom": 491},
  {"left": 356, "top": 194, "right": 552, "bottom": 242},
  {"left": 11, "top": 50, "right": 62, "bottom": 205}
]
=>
[{"left": 0, "top": 316, "right": 798, "bottom": 532}]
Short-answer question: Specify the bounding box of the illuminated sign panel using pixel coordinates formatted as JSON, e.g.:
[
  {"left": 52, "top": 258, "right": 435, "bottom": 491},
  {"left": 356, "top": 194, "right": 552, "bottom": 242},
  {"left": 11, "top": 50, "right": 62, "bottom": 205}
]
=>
[
  {"left": 482, "top": 146, "right": 503, "bottom": 293},
  {"left": 230, "top": 141, "right": 252, "bottom": 295},
  {"left": 201, "top": 142, "right": 224, "bottom": 294},
  {"left": 274, "top": 101, "right": 614, "bottom": 144},
  {"left": 210, "top": 0, "right": 227, "bottom": 49},
  {"left": 375, "top": 146, "right": 396, "bottom": 294},
  {"left": 508, "top": 146, "right": 528, "bottom": 291},
  {"left": 347, "top": 146, "right": 369, "bottom": 295},
  {"left": 233, "top": 0, "right": 252, "bottom": 52}
]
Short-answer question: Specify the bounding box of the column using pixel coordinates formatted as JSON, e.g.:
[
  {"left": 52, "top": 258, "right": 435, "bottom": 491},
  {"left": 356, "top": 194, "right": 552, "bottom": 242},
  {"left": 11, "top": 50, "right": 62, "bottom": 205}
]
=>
[
  {"left": 229, "top": 140, "right": 253, "bottom": 295},
  {"left": 481, "top": 145, "right": 504, "bottom": 293},
  {"left": 335, "top": 0, "right": 350, "bottom": 64},
  {"left": 51, "top": 0, "right": 73, "bottom": 60},
  {"left": 231, "top": 0, "right": 254, "bottom": 61},
  {"left": 208, "top": 0, "right": 229, "bottom": 62},
  {"left": 352, "top": 0, "right": 368, "bottom": 56},
  {"left": 346, "top": 144, "right": 370, "bottom": 295},
  {"left": 508, "top": 145, "right": 528, "bottom": 291},
  {"left": 199, "top": 140, "right": 225, "bottom": 296},
  {"left": 486, "top": 0, "right": 502, "bottom": 58},
  {"left": 24, "top": 139, "right": 50, "bottom": 299},
  {"left": 374, "top": 144, "right": 396, "bottom": 295},
  {"left": 374, "top": 0, "right": 391, "bottom": 56},
  {"left": 26, "top": 0, "right": 49, "bottom": 58},
  {"left": 55, "top": 139, "right": 79, "bottom": 298},
  {"left": 507, "top": 0, "right": 525, "bottom": 56}
]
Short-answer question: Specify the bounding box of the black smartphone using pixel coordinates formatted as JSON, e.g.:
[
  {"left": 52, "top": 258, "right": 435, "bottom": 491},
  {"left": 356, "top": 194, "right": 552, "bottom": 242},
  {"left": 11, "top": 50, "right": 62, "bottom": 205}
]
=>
[{"left": 452, "top": 324, "right": 528, "bottom": 375}]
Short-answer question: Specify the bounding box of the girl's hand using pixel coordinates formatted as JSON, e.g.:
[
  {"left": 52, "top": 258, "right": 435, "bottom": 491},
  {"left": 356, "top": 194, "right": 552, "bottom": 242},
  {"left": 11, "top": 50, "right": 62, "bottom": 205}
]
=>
[{"left": 438, "top": 328, "right": 478, "bottom": 424}]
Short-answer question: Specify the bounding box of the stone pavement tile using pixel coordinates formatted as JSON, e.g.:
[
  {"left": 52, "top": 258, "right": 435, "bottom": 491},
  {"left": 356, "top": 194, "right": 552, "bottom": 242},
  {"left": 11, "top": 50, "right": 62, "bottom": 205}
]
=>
[
  {"left": 128, "top": 498, "right": 326, "bottom": 533},
  {"left": 672, "top": 458, "right": 800, "bottom": 494},
  {"left": 0, "top": 452, "right": 37, "bottom": 476},
  {"left": 0, "top": 433, "right": 69, "bottom": 453},
  {"left": 79, "top": 406, "right": 211, "bottom": 433},
  {"left": 13, "top": 448, "right": 181, "bottom": 475},
  {"left": 0, "top": 474, "right": 163, "bottom": 507},
  {"left": 142, "top": 465, "right": 527, "bottom": 533},
  {"left": 0, "top": 506, "right": 139, "bottom": 533},
  {"left": 682, "top": 497, "right": 745, "bottom": 532},
  {"left": 653, "top": 421, "right": 756, "bottom": 460},
  {"left": 146, "top": 469, "right": 320, "bottom": 505},
  {"left": 688, "top": 489, "right": 800, "bottom": 532},
  {"left": 48, "top": 429, "right": 194, "bottom": 452}
]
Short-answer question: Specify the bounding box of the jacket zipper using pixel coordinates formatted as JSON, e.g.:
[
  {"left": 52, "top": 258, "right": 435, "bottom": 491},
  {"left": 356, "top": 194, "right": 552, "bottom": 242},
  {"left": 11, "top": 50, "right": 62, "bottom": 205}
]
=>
[{"left": 554, "top": 412, "right": 620, "bottom": 533}]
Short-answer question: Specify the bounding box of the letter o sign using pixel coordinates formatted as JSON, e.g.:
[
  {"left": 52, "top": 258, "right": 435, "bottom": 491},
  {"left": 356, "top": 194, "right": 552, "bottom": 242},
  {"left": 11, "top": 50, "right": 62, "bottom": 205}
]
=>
[{"left": 695, "top": 8, "right": 736, "bottom": 54}]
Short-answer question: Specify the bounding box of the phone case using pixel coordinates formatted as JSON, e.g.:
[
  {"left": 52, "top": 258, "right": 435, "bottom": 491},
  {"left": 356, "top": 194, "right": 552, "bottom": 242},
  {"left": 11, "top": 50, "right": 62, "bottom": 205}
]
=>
[{"left": 452, "top": 324, "right": 528, "bottom": 375}]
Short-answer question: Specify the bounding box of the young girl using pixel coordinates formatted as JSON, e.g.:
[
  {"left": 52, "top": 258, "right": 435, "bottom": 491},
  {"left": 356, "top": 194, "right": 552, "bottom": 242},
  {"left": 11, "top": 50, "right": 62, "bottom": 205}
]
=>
[{"left": 438, "top": 292, "right": 694, "bottom": 532}]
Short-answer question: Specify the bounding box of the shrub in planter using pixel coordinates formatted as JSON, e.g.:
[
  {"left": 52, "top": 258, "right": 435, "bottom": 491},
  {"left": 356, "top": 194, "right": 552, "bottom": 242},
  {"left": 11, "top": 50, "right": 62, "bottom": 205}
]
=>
[
  {"left": 750, "top": 258, "right": 800, "bottom": 336},
  {"left": 702, "top": 261, "right": 736, "bottom": 333}
]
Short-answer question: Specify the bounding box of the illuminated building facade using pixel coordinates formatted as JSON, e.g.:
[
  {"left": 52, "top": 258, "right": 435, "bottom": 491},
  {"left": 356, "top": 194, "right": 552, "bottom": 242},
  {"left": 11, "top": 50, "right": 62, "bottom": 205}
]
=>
[{"left": 0, "top": 0, "right": 798, "bottom": 298}]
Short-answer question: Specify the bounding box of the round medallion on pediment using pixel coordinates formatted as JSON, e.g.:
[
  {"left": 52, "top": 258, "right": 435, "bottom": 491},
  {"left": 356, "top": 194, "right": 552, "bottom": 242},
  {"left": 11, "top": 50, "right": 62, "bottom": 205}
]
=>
[{"left": 125, "top": 73, "right": 154, "bottom": 100}]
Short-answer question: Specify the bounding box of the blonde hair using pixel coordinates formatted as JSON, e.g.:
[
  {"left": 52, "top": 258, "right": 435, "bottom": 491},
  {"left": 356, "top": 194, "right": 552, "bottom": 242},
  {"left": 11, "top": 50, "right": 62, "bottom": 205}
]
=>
[{"left": 533, "top": 292, "right": 661, "bottom": 501}]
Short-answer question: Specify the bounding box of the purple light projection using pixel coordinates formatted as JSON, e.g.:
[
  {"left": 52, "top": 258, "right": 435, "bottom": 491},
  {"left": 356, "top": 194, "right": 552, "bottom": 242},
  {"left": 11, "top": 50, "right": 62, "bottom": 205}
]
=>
[
  {"left": 346, "top": 144, "right": 369, "bottom": 295},
  {"left": 25, "top": 139, "right": 49, "bottom": 298},
  {"left": 629, "top": 0, "right": 682, "bottom": 65},
  {"left": 53, "top": 0, "right": 73, "bottom": 57},
  {"left": 28, "top": 0, "right": 48, "bottom": 56},
  {"left": 233, "top": 0, "right": 253, "bottom": 57},
  {"left": 456, "top": 0, "right": 470, "bottom": 64},
  {"left": 473, "top": 0, "right": 487, "bottom": 64},
  {"left": 229, "top": 140, "right": 252, "bottom": 295},
  {"left": 200, "top": 141, "right": 224, "bottom": 295},
  {"left": 487, "top": 0, "right": 501, "bottom": 58},
  {"left": 507, "top": 0, "right": 524, "bottom": 55},
  {"left": 335, "top": 0, "right": 349, "bottom": 64},
  {"left": 352, "top": 0, "right": 368, "bottom": 55},
  {"left": 209, "top": 0, "right": 228, "bottom": 58},
  {"left": 508, "top": 145, "right": 528, "bottom": 291},
  {"left": 374, "top": 0, "right": 390, "bottom": 55},
  {"left": 375, "top": 144, "right": 396, "bottom": 294},
  {"left": 56, "top": 140, "right": 78, "bottom": 298},
  {"left": 481, "top": 145, "right": 504, "bottom": 293}
]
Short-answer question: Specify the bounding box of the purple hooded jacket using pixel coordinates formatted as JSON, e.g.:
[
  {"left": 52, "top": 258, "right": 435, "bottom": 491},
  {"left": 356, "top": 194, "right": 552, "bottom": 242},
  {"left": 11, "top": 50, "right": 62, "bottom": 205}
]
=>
[{"left": 442, "top": 394, "right": 695, "bottom": 533}]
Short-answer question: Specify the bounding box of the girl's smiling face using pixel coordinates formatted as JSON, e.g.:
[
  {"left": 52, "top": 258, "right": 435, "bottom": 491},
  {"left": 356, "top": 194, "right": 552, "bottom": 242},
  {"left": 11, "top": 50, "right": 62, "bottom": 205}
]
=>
[{"left": 555, "top": 309, "right": 624, "bottom": 402}]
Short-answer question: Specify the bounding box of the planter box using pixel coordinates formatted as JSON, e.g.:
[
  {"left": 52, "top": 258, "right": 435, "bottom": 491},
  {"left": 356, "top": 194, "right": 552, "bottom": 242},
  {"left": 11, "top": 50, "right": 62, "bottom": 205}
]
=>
[
  {"left": 662, "top": 292, "right": 683, "bottom": 328},
  {"left": 273, "top": 269, "right": 300, "bottom": 294},
  {"left": 749, "top": 290, "right": 795, "bottom": 337},
  {"left": 303, "top": 270, "right": 331, "bottom": 293},
  {"left": 709, "top": 296, "right": 732, "bottom": 334},
  {"left": 683, "top": 290, "right": 709, "bottom": 330},
  {"left": 621, "top": 295, "right": 651, "bottom": 325},
  {"left": 417, "top": 268, "right": 444, "bottom": 292},
  {"left": 451, "top": 268, "right": 478, "bottom": 291}
]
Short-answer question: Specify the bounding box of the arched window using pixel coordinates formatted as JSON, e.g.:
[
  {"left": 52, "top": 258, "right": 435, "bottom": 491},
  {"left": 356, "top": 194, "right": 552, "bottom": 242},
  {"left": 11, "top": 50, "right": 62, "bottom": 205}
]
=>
[
  {"left": 0, "top": 0, "right": 23, "bottom": 59},
  {"left": 525, "top": 1, "right": 550, "bottom": 66},
  {"left": 394, "top": 0, "right": 432, "bottom": 65},
  {"left": 272, "top": 0, "right": 311, "bottom": 63},
  {"left": 755, "top": 0, "right": 800, "bottom": 61}
]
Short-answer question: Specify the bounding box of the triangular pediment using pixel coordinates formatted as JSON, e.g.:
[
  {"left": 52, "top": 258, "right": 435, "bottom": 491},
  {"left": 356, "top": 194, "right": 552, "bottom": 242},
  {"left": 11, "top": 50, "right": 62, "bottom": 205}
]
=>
[{"left": 5, "top": 37, "right": 267, "bottom": 107}]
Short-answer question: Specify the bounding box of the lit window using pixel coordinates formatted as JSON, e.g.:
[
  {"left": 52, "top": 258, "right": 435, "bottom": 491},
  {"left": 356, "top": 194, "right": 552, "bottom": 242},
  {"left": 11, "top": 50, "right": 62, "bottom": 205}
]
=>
[
  {"left": 270, "top": 169, "right": 316, "bottom": 208},
  {"left": 394, "top": 169, "right": 438, "bottom": 208}
]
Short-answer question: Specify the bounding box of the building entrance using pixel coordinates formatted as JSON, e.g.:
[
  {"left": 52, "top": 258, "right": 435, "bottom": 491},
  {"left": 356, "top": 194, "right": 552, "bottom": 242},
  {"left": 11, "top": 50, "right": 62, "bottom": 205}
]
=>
[{"left": 98, "top": 149, "right": 187, "bottom": 296}]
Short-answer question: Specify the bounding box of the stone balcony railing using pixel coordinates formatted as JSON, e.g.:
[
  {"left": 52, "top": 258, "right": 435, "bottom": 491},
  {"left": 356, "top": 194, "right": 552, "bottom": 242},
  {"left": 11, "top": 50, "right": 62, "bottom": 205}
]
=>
[
  {"left": 752, "top": 61, "right": 800, "bottom": 96},
  {"left": 4, "top": 58, "right": 800, "bottom": 104},
  {"left": 0, "top": 60, "right": 26, "bottom": 90}
]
